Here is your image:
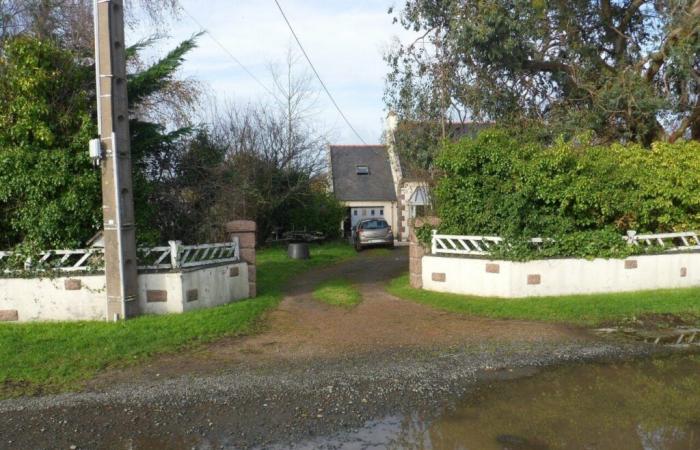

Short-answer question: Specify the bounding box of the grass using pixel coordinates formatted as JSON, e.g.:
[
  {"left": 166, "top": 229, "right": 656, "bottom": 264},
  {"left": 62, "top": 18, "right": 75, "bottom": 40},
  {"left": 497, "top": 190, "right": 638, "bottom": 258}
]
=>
[
  {"left": 0, "top": 242, "right": 356, "bottom": 398},
  {"left": 387, "top": 274, "right": 700, "bottom": 327},
  {"left": 312, "top": 278, "right": 362, "bottom": 307}
]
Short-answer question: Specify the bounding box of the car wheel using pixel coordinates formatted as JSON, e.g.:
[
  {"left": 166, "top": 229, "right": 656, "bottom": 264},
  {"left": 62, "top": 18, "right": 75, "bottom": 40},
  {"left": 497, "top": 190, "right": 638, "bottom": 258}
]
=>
[{"left": 355, "top": 241, "right": 362, "bottom": 252}]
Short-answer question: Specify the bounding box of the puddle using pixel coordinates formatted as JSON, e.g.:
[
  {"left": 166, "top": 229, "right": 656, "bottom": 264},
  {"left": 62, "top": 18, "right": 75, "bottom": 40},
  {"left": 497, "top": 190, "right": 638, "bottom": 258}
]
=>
[
  {"left": 62, "top": 354, "right": 700, "bottom": 449},
  {"left": 279, "top": 354, "right": 700, "bottom": 449}
]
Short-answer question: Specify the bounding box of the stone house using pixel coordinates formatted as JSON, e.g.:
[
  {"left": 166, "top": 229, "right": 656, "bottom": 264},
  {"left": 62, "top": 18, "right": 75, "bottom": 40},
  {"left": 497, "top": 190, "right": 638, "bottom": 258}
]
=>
[{"left": 327, "top": 113, "right": 431, "bottom": 242}]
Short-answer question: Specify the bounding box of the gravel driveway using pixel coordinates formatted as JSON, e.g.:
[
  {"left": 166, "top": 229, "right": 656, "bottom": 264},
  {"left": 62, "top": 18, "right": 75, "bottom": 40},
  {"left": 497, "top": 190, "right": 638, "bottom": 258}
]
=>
[{"left": 0, "top": 247, "right": 653, "bottom": 449}]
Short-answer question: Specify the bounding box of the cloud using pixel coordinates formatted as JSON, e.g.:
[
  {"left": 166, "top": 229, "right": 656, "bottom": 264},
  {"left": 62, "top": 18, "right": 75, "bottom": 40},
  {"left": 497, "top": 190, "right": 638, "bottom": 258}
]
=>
[{"left": 128, "top": 0, "right": 415, "bottom": 143}]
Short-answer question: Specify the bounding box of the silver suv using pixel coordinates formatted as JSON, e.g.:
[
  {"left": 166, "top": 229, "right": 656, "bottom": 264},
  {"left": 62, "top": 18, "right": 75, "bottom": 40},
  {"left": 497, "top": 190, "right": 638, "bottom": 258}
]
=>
[{"left": 352, "top": 218, "right": 394, "bottom": 251}]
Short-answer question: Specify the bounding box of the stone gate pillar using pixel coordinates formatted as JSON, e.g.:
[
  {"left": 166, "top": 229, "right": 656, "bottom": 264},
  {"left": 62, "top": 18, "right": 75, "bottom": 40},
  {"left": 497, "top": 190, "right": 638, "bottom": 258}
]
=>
[
  {"left": 226, "top": 220, "right": 257, "bottom": 298},
  {"left": 409, "top": 216, "right": 441, "bottom": 289}
]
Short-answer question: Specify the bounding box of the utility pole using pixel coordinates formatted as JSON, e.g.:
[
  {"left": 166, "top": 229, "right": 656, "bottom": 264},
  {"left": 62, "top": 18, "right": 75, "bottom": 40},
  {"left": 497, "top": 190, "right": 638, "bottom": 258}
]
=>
[{"left": 93, "top": 0, "right": 139, "bottom": 320}]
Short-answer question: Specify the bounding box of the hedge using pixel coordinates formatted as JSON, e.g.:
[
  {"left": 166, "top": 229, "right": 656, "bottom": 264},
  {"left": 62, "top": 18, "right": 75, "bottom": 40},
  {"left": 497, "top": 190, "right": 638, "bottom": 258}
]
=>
[{"left": 433, "top": 130, "right": 700, "bottom": 260}]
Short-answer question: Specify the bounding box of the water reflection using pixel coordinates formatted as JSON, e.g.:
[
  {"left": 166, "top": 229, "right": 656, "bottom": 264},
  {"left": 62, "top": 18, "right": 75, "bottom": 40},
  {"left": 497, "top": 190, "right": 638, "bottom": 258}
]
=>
[{"left": 283, "top": 355, "right": 700, "bottom": 450}]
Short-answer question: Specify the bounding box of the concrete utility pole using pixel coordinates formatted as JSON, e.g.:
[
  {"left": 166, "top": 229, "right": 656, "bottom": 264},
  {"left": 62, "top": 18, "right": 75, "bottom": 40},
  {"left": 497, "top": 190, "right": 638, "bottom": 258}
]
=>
[{"left": 93, "top": 0, "right": 139, "bottom": 320}]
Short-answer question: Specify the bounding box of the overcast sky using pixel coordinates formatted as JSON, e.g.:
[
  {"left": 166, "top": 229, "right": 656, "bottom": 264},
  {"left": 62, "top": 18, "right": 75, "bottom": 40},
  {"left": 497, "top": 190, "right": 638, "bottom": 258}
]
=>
[{"left": 131, "top": 0, "right": 414, "bottom": 144}]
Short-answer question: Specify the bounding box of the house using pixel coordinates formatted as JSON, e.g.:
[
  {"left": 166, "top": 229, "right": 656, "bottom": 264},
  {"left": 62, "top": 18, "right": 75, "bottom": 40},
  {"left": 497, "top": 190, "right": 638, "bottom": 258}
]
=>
[{"left": 328, "top": 113, "right": 431, "bottom": 242}]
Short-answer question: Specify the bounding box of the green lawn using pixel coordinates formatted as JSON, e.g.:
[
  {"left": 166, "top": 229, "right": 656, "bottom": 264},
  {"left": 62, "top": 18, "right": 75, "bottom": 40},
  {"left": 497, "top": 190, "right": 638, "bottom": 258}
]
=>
[
  {"left": 0, "top": 242, "right": 356, "bottom": 398},
  {"left": 312, "top": 278, "right": 362, "bottom": 307},
  {"left": 388, "top": 274, "right": 700, "bottom": 326}
]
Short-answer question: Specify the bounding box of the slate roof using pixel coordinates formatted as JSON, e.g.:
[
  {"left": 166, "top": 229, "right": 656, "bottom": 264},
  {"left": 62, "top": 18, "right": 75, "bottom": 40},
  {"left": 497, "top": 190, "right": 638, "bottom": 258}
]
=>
[{"left": 329, "top": 145, "right": 397, "bottom": 202}]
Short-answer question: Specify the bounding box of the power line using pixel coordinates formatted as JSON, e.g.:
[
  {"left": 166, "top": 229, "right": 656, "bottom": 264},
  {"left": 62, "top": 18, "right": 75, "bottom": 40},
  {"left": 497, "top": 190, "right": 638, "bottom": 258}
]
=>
[
  {"left": 180, "top": 7, "right": 285, "bottom": 106},
  {"left": 272, "top": 0, "right": 367, "bottom": 144}
]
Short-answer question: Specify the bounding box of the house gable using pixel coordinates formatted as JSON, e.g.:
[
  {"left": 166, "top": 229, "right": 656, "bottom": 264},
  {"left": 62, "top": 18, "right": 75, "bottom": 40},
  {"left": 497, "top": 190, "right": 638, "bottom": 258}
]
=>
[{"left": 329, "top": 145, "right": 397, "bottom": 202}]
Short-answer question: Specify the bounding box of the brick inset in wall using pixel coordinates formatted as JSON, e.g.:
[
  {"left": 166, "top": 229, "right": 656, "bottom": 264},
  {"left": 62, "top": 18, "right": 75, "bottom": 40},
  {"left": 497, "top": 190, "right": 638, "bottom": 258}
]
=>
[
  {"left": 432, "top": 272, "right": 446, "bottom": 282},
  {"left": 681, "top": 267, "right": 688, "bottom": 278},
  {"left": 0, "top": 310, "right": 18, "bottom": 322},
  {"left": 229, "top": 266, "right": 239, "bottom": 277},
  {"left": 146, "top": 290, "right": 167, "bottom": 303},
  {"left": 186, "top": 289, "right": 199, "bottom": 302},
  {"left": 527, "top": 274, "right": 541, "bottom": 285},
  {"left": 624, "top": 260, "right": 638, "bottom": 269},
  {"left": 485, "top": 263, "right": 500, "bottom": 274},
  {"left": 64, "top": 279, "right": 82, "bottom": 290}
]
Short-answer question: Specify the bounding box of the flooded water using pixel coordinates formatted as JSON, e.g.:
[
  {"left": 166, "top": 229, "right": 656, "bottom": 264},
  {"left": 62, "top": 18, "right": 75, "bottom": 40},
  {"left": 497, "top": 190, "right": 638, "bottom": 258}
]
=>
[{"left": 285, "top": 354, "right": 700, "bottom": 450}]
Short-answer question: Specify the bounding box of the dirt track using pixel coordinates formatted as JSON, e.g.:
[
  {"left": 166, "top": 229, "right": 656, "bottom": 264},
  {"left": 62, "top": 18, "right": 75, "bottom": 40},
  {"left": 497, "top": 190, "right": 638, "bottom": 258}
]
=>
[
  {"left": 90, "top": 247, "right": 587, "bottom": 383},
  {"left": 0, "top": 247, "right": 650, "bottom": 449}
]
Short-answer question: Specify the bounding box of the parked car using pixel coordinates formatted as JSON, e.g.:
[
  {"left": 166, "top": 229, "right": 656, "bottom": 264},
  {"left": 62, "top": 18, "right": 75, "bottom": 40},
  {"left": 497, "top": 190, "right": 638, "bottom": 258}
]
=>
[{"left": 352, "top": 218, "right": 394, "bottom": 251}]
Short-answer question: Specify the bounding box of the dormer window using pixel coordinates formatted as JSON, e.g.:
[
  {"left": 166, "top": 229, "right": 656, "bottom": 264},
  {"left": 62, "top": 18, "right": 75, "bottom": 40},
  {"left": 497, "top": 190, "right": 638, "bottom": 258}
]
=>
[{"left": 356, "top": 165, "right": 369, "bottom": 175}]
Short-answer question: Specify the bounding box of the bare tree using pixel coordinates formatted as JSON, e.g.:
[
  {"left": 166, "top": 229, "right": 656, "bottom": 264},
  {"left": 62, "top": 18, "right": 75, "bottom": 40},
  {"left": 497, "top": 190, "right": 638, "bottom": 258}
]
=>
[
  {"left": 0, "top": 0, "right": 180, "bottom": 52},
  {"left": 175, "top": 49, "right": 332, "bottom": 243}
]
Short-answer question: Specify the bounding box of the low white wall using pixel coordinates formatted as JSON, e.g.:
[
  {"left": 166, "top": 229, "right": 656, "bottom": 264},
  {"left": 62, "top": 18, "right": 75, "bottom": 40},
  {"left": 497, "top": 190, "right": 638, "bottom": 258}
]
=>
[
  {"left": 422, "top": 253, "right": 700, "bottom": 298},
  {"left": 181, "top": 262, "right": 249, "bottom": 312},
  {"left": 0, "top": 262, "right": 249, "bottom": 322},
  {"left": 0, "top": 275, "right": 106, "bottom": 321}
]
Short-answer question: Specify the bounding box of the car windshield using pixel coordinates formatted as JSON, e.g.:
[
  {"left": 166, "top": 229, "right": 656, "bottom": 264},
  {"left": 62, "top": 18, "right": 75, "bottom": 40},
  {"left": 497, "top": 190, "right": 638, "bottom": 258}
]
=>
[{"left": 361, "top": 220, "right": 388, "bottom": 230}]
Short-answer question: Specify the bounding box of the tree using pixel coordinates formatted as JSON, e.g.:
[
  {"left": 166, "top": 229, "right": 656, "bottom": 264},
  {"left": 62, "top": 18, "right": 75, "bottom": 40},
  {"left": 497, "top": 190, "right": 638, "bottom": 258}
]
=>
[
  {"left": 0, "top": 34, "right": 200, "bottom": 248},
  {"left": 0, "top": 37, "right": 100, "bottom": 248},
  {"left": 385, "top": 0, "right": 700, "bottom": 145},
  {"left": 198, "top": 50, "right": 330, "bottom": 244},
  {"left": 0, "top": 0, "right": 180, "bottom": 52}
]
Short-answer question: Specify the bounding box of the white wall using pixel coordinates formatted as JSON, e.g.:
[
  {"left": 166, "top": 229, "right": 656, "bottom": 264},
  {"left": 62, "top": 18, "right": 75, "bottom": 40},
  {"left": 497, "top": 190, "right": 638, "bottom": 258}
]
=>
[
  {"left": 0, "top": 262, "right": 250, "bottom": 322},
  {"left": 345, "top": 200, "right": 398, "bottom": 237},
  {"left": 0, "top": 275, "right": 106, "bottom": 321},
  {"left": 181, "top": 262, "right": 249, "bottom": 312},
  {"left": 422, "top": 253, "right": 700, "bottom": 298}
]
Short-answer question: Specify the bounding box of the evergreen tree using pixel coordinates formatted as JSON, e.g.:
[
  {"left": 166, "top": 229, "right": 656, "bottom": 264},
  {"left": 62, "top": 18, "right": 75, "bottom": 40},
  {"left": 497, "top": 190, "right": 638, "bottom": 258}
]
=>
[{"left": 0, "top": 35, "right": 200, "bottom": 248}]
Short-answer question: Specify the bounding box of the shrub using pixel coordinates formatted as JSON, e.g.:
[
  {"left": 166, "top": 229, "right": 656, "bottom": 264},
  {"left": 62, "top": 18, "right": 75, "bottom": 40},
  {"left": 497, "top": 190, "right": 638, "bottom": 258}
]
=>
[
  {"left": 434, "top": 129, "right": 700, "bottom": 259},
  {"left": 288, "top": 190, "right": 345, "bottom": 240}
]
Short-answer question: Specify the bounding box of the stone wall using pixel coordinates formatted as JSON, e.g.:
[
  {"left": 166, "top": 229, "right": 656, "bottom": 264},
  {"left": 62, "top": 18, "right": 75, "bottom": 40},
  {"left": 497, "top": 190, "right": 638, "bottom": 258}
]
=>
[
  {"left": 226, "top": 220, "right": 257, "bottom": 298},
  {"left": 408, "top": 216, "right": 441, "bottom": 288}
]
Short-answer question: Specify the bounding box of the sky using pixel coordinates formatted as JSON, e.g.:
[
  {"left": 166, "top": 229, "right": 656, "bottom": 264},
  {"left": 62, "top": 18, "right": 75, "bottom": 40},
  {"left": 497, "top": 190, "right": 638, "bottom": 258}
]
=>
[{"left": 131, "top": 0, "right": 415, "bottom": 144}]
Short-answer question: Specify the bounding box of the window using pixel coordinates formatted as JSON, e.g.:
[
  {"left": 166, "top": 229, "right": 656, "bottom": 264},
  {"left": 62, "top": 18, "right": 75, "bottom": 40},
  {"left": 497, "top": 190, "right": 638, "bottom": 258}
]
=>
[
  {"left": 371, "top": 209, "right": 375, "bottom": 216},
  {"left": 380, "top": 209, "right": 384, "bottom": 216},
  {"left": 353, "top": 210, "right": 358, "bottom": 216},
  {"left": 356, "top": 165, "right": 369, "bottom": 175},
  {"left": 361, "top": 219, "right": 389, "bottom": 230}
]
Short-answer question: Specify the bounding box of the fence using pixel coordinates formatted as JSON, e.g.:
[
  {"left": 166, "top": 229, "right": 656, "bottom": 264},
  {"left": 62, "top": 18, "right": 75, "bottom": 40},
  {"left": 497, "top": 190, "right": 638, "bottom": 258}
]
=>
[
  {"left": 0, "top": 238, "right": 240, "bottom": 274},
  {"left": 431, "top": 230, "right": 700, "bottom": 257}
]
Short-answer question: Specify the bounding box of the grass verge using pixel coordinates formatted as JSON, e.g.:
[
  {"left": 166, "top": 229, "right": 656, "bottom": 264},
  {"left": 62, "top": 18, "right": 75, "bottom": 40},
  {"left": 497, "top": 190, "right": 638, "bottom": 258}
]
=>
[
  {"left": 387, "top": 273, "right": 700, "bottom": 327},
  {"left": 0, "top": 242, "right": 356, "bottom": 398},
  {"left": 312, "top": 278, "right": 362, "bottom": 307}
]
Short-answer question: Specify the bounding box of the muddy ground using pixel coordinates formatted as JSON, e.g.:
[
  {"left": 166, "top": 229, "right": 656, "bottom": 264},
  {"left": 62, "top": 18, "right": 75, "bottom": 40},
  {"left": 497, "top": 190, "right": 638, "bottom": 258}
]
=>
[{"left": 0, "top": 247, "right": 661, "bottom": 449}]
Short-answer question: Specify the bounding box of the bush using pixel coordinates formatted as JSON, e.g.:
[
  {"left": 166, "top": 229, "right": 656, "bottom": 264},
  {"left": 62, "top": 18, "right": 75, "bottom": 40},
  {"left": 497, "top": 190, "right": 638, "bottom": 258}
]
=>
[
  {"left": 288, "top": 191, "right": 345, "bottom": 240},
  {"left": 434, "top": 129, "right": 700, "bottom": 259}
]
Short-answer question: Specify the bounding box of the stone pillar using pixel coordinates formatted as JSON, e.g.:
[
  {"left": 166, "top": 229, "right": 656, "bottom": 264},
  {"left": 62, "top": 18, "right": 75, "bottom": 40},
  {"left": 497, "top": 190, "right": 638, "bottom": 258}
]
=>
[
  {"left": 409, "top": 216, "right": 441, "bottom": 289},
  {"left": 226, "top": 220, "right": 257, "bottom": 298}
]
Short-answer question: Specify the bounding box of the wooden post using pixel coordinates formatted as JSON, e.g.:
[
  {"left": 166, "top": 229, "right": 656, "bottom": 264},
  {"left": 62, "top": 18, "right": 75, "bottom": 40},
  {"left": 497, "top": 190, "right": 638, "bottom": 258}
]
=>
[{"left": 94, "top": 0, "right": 139, "bottom": 320}]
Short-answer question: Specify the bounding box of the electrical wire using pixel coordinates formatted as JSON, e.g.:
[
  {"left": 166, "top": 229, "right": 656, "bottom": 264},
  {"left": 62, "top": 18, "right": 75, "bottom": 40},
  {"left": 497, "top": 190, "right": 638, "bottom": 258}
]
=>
[
  {"left": 180, "top": 6, "right": 285, "bottom": 106},
  {"left": 272, "top": 0, "right": 368, "bottom": 144}
]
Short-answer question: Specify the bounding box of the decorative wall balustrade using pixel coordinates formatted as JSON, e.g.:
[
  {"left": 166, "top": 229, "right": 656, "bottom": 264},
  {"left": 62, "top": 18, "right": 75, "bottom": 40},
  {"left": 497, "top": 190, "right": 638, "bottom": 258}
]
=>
[
  {"left": 431, "top": 230, "right": 700, "bottom": 257},
  {"left": 1, "top": 238, "right": 240, "bottom": 274}
]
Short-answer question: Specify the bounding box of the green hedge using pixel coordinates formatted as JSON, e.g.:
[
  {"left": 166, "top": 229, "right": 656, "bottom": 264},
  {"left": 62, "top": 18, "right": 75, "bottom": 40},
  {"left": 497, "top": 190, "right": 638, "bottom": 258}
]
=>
[{"left": 434, "top": 130, "right": 700, "bottom": 260}]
